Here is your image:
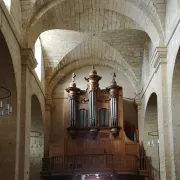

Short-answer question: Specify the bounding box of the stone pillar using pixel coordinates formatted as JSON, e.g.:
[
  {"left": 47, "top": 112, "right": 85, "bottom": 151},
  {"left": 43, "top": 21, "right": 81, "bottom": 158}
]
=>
[
  {"left": 44, "top": 99, "right": 54, "bottom": 157},
  {"left": 151, "top": 47, "right": 174, "bottom": 180},
  {"left": 17, "top": 48, "right": 37, "bottom": 180}
]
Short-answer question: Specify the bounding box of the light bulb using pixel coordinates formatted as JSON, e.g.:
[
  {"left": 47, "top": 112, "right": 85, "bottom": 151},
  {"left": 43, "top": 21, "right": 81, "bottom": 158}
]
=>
[
  {"left": 0, "top": 101, "right": 3, "bottom": 108},
  {"left": 151, "top": 140, "right": 154, "bottom": 146},
  {"left": 1, "top": 109, "right": 4, "bottom": 116},
  {"left": 6, "top": 104, "right": 9, "bottom": 110},
  {"left": 9, "top": 106, "right": 12, "bottom": 113}
]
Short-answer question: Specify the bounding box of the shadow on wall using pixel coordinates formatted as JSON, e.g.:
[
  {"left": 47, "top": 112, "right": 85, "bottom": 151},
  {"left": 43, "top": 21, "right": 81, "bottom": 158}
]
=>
[
  {"left": 123, "top": 99, "right": 138, "bottom": 141},
  {"left": 0, "top": 31, "right": 17, "bottom": 179}
]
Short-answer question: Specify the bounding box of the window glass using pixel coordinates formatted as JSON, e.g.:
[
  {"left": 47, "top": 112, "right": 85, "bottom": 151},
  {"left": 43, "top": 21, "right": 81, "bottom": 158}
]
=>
[
  {"left": 34, "top": 38, "right": 42, "bottom": 80},
  {"left": 3, "top": 0, "right": 11, "bottom": 12}
]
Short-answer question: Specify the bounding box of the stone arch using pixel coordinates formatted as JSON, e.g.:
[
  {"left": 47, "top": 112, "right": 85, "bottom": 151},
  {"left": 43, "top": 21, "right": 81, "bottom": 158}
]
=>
[
  {"left": 177, "top": 0, "right": 180, "bottom": 8},
  {"left": 48, "top": 58, "right": 139, "bottom": 98},
  {"left": 25, "top": 0, "right": 163, "bottom": 48},
  {"left": 30, "top": 94, "right": 44, "bottom": 180},
  {"left": 30, "top": 0, "right": 163, "bottom": 31},
  {"left": 48, "top": 36, "right": 139, "bottom": 96},
  {"left": 143, "top": 93, "right": 160, "bottom": 180},
  {"left": 141, "top": 36, "right": 151, "bottom": 88},
  {"left": 0, "top": 31, "right": 18, "bottom": 179},
  {"left": 171, "top": 48, "right": 180, "bottom": 179}
]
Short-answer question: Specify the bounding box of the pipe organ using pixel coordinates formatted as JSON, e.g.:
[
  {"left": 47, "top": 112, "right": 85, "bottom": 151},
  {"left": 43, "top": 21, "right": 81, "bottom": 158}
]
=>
[
  {"left": 41, "top": 67, "right": 149, "bottom": 180},
  {"left": 66, "top": 66, "right": 123, "bottom": 139}
]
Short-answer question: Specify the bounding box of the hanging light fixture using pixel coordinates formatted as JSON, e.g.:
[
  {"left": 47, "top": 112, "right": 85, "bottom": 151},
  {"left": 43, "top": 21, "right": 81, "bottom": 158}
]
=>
[
  {"left": 30, "top": 131, "right": 42, "bottom": 150},
  {"left": 0, "top": 85, "right": 12, "bottom": 117},
  {"left": 147, "top": 130, "right": 160, "bottom": 179},
  {"left": 147, "top": 131, "right": 159, "bottom": 147}
]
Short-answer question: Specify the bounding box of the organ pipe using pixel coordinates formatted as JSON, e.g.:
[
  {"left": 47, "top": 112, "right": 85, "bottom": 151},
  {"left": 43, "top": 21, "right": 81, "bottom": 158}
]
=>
[
  {"left": 65, "top": 73, "right": 80, "bottom": 128},
  {"left": 106, "top": 73, "right": 121, "bottom": 127},
  {"left": 66, "top": 69, "right": 122, "bottom": 139},
  {"left": 85, "top": 66, "right": 101, "bottom": 128}
]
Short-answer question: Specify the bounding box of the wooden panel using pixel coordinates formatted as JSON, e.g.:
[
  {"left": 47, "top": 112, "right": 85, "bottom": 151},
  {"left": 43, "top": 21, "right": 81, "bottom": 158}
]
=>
[
  {"left": 49, "top": 144, "right": 63, "bottom": 157},
  {"left": 65, "top": 139, "right": 132, "bottom": 156},
  {"left": 50, "top": 139, "right": 140, "bottom": 157},
  {"left": 83, "top": 140, "right": 104, "bottom": 154},
  {"left": 112, "top": 140, "right": 125, "bottom": 154},
  {"left": 118, "top": 89, "right": 123, "bottom": 128},
  {"left": 125, "top": 143, "right": 139, "bottom": 156},
  {"left": 124, "top": 121, "right": 136, "bottom": 141}
]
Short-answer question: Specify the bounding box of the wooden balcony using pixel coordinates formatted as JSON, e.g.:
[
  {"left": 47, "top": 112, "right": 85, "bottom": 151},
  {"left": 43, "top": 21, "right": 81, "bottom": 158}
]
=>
[{"left": 41, "top": 154, "right": 149, "bottom": 177}]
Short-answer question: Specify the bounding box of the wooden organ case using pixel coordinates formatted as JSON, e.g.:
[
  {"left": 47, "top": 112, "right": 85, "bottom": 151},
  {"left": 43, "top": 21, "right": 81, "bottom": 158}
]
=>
[
  {"left": 65, "top": 67, "right": 139, "bottom": 156},
  {"left": 41, "top": 67, "right": 149, "bottom": 180}
]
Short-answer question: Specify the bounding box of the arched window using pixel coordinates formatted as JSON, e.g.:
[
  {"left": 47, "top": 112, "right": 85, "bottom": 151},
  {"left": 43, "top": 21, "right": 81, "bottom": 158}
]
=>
[
  {"left": 99, "top": 108, "right": 109, "bottom": 127},
  {"left": 3, "top": 0, "right": 11, "bottom": 12},
  {"left": 77, "top": 109, "right": 88, "bottom": 128},
  {"left": 34, "top": 38, "right": 42, "bottom": 80}
]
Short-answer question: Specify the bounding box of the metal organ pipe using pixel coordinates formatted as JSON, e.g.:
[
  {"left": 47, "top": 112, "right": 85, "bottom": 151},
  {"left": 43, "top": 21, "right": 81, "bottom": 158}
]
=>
[
  {"left": 69, "top": 96, "right": 76, "bottom": 127},
  {"left": 89, "top": 90, "right": 96, "bottom": 127},
  {"left": 89, "top": 92, "right": 91, "bottom": 123},
  {"left": 114, "top": 97, "right": 116, "bottom": 125},
  {"left": 110, "top": 98, "right": 112, "bottom": 125},
  {"left": 65, "top": 73, "right": 80, "bottom": 128},
  {"left": 73, "top": 97, "right": 76, "bottom": 127},
  {"left": 112, "top": 97, "right": 114, "bottom": 126},
  {"left": 85, "top": 66, "right": 101, "bottom": 130},
  {"left": 69, "top": 97, "right": 72, "bottom": 126},
  {"left": 110, "top": 94, "right": 118, "bottom": 127},
  {"left": 114, "top": 98, "right": 117, "bottom": 126}
]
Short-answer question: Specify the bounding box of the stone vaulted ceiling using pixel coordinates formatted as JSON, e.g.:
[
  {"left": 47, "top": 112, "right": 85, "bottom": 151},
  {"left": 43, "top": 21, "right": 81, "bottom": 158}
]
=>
[{"left": 21, "top": 0, "right": 166, "bottom": 95}]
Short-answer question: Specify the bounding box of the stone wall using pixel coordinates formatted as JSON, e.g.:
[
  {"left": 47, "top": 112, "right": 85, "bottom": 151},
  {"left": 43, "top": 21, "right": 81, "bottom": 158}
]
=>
[
  {"left": 2, "top": 0, "right": 21, "bottom": 33},
  {"left": 171, "top": 51, "right": 180, "bottom": 179},
  {"left": 1, "top": 0, "right": 180, "bottom": 180}
]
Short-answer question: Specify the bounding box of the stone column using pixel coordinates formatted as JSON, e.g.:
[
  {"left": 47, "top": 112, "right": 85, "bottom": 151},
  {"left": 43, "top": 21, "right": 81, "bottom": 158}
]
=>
[
  {"left": 44, "top": 99, "right": 54, "bottom": 157},
  {"left": 151, "top": 47, "right": 174, "bottom": 180},
  {"left": 17, "top": 48, "right": 37, "bottom": 180}
]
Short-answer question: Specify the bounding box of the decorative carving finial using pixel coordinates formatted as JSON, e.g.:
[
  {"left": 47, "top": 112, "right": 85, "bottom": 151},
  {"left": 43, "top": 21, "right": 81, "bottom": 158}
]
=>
[
  {"left": 110, "top": 72, "right": 117, "bottom": 86},
  {"left": 72, "top": 73, "right": 76, "bottom": 82},
  {"left": 92, "top": 65, "right": 95, "bottom": 70},
  {"left": 112, "top": 72, "right": 116, "bottom": 80}
]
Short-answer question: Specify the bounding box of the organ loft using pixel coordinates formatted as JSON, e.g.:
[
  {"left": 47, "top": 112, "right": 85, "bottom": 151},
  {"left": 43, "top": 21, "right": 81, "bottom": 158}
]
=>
[{"left": 41, "top": 67, "right": 149, "bottom": 180}]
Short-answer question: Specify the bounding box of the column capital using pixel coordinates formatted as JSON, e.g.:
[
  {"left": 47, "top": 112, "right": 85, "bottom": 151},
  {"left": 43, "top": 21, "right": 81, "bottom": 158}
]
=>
[
  {"left": 21, "top": 48, "right": 37, "bottom": 70},
  {"left": 135, "top": 99, "right": 142, "bottom": 110},
  {"left": 45, "top": 99, "right": 54, "bottom": 111},
  {"left": 150, "top": 46, "right": 167, "bottom": 70}
]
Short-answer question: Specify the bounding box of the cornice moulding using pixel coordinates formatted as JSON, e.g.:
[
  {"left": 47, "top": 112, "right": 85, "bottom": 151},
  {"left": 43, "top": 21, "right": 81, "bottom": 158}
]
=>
[
  {"left": 21, "top": 48, "right": 37, "bottom": 70},
  {"left": 150, "top": 47, "right": 167, "bottom": 69},
  {"left": 45, "top": 99, "right": 54, "bottom": 111}
]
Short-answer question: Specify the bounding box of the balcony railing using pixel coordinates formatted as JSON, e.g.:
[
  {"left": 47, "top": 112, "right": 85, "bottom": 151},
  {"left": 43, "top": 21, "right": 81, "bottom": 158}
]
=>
[{"left": 42, "top": 154, "right": 149, "bottom": 174}]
